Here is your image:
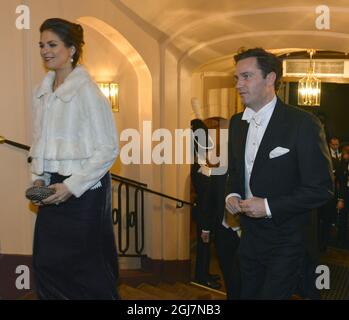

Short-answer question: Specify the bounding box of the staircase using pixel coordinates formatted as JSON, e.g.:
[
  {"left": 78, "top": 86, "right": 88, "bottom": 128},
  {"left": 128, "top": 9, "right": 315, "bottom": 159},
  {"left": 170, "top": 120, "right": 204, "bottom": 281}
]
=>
[
  {"left": 119, "top": 282, "right": 225, "bottom": 300},
  {"left": 19, "top": 282, "right": 226, "bottom": 300}
]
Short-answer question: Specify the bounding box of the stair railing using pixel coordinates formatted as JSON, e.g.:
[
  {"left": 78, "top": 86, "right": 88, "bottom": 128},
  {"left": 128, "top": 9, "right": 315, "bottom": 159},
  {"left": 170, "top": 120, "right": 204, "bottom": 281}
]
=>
[{"left": 1, "top": 135, "right": 194, "bottom": 257}]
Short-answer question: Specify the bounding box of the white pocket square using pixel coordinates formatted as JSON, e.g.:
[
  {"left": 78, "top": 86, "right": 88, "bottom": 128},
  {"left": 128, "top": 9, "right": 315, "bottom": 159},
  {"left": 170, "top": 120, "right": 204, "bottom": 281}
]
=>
[{"left": 269, "top": 147, "right": 290, "bottom": 159}]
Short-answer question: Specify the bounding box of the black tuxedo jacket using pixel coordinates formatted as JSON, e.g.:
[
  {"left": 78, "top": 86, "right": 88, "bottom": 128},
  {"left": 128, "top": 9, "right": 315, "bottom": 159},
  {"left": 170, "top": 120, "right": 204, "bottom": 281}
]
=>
[
  {"left": 227, "top": 98, "right": 334, "bottom": 241},
  {"left": 337, "top": 160, "right": 349, "bottom": 201}
]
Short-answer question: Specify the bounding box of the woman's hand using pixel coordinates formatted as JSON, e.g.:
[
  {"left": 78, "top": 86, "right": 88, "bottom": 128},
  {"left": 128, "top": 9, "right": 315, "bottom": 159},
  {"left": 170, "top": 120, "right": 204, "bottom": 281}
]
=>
[
  {"left": 43, "top": 183, "right": 72, "bottom": 205},
  {"left": 33, "top": 179, "right": 45, "bottom": 187}
]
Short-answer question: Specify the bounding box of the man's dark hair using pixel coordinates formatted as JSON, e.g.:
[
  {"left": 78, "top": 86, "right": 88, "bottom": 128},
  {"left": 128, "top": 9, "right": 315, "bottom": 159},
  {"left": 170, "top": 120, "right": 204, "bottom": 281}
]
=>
[{"left": 234, "top": 48, "right": 283, "bottom": 91}]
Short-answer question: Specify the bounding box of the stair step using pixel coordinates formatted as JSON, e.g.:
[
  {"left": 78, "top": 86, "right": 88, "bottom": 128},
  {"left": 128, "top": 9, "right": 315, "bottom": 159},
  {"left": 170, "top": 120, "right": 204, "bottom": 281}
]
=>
[
  {"left": 137, "top": 283, "right": 186, "bottom": 300},
  {"left": 119, "top": 284, "right": 159, "bottom": 300},
  {"left": 18, "top": 292, "right": 37, "bottom": 300},
  {"left": 178, "top": 282, "right": 226, "bottom": 300},
  {"left": 173, "top": 282, "right": 214, "bottom": 300},
  {"left": 18, "top": 283, "right": 225, "bottom": 301},
  {"left": 188, "top": 282, "right": 226, "bottom": 300},
  {"left": 158, "top": 282, "right": 202, "bottom": 300}
]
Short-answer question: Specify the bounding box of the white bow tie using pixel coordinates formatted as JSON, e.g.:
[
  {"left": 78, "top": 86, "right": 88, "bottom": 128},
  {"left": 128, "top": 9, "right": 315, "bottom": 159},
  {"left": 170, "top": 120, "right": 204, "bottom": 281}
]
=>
[{"left": 242, "top": 108, "right": 262, "bottom": 126}]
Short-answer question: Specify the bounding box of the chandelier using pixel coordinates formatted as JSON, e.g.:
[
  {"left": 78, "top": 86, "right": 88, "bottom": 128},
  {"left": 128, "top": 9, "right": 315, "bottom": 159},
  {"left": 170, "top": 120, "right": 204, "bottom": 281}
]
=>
[{"left": 298, "top": 49, "right": 321, "bottom": 106}]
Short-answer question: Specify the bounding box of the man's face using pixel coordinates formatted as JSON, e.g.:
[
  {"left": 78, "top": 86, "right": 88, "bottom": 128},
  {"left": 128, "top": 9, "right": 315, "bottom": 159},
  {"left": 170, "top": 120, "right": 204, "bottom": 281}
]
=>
[
  {"left": 234, "top": 57, "right": 275, "bottom": 111},
  {"left": 329, "top": 139, "right": 339, "bottom": 152}
]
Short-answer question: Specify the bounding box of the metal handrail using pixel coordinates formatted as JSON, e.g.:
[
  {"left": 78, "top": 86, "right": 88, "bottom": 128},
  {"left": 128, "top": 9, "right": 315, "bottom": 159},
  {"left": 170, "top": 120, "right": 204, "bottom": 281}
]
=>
[
  {"left": 131, "top": 184, "right": 193, "bottom": 208},
  {"left": 0, "top": 136, "right": 30, "bottom": 151},
  {"left": 1, "top": 135, "right": 194, "bottom": 207},
  {"left": 112, "top": 175, "right": 193, "bottom": 208},
  {"left": 2, "top": 135, "right": 194, "bottom": 258},
  {"left": 111, "top": 173, "right": 147, "bottom": 187}
]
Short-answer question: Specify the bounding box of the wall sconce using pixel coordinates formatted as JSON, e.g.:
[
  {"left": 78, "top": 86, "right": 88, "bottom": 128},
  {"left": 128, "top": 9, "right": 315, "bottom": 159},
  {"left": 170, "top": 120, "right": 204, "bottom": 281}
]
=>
[
  {"left": 98, "top": 82, "right": 119, "bottom": 112},
  {"left": 298, "top": 49, "right": 321, "bottom": 106}
]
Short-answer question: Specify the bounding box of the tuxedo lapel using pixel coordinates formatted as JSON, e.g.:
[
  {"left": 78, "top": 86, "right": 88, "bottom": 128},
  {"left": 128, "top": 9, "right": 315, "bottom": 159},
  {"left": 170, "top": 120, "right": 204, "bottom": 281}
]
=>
[
  {"left": 236, "top": 117, "right": 249, "bottom": 193},
  {"left": 250, "top": 99, "right": 287, "bottom": 180}
]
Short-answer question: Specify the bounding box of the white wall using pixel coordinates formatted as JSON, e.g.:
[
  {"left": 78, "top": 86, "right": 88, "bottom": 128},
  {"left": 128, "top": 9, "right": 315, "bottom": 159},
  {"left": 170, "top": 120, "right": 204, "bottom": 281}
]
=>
[{"left": 82, "top": 24, "right": 140, "bottom": 180}]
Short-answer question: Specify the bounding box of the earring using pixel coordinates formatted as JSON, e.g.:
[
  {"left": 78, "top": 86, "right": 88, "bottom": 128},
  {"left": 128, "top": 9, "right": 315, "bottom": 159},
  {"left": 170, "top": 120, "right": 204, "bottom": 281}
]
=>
[{"left": 70, "top": 57, "right": 74, "bottom": 63}]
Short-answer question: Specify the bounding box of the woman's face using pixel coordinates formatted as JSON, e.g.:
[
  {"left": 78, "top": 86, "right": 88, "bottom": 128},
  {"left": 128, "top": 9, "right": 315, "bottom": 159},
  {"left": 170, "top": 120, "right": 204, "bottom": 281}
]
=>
[{"left": 39, "top": 30, "right": 75, "bottom": 71}]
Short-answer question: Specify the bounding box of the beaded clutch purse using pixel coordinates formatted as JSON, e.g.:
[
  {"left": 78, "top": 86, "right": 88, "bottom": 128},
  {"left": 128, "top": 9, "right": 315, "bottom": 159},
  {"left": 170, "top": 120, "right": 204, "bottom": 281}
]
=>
[{"left": 25, "top": 186, "right": 55, "bottom": 202}]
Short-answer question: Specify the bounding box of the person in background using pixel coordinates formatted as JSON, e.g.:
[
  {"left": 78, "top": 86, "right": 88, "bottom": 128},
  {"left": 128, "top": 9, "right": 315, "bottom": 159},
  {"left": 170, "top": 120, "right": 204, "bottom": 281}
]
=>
[
  {"left": 198, "top": 118, "right": 241, "bottom": 299},
  {"left": 318, "top": 137, "right": 342, "bottom": 252},
  {"left": 29, "top": 18, "right": 119, "bottom": 299},
  {"left": 336, "top": 148, "right": 349, "bottom": 249},
  {"left": 190, "top": 98, "right": 221, "bottom": 290},
  {"left": 329, "top": 137, "right": 342, "bottom": 172}
]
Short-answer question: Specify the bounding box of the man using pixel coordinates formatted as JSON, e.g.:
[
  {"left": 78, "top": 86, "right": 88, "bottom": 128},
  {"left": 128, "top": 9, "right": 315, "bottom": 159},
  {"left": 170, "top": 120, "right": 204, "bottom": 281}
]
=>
[
  {"left": 329, "top": 137, "right": 341, "bottom": 172},
  {"left": 198, "top": 117, "right": 241, "bottom": 299},
  {"left": 225, "top": 48, "right": 333, "bottom": 299},
  {"left": 213, "top": 173, "right": 241, "bottom": 299},
  {"left": 190, "top": 103, "right": 221, "bottom": 290}
]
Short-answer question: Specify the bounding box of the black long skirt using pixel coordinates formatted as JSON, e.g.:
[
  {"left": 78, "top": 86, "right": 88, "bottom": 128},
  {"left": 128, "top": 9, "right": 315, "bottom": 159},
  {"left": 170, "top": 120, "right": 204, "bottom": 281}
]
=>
[{"left": 33, "top": 172, "right": 119, "bottom": 300}]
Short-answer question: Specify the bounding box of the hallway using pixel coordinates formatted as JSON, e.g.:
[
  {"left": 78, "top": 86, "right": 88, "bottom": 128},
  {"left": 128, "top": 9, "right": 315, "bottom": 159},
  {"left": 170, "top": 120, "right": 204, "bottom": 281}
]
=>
[{"left": 2, "top": 0, "right": 349, "bottom": 300}]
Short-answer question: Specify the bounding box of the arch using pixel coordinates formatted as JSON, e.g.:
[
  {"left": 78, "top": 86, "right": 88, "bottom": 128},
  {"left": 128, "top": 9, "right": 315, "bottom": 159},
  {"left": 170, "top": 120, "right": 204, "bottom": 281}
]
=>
[
  {"left": 165, "top": 6, "right": 318, "bottom": 46},
  {"left": 77, "top": 16, "right": 153, "bottom": 122},
  {"left": 77, "top": 17, "right": 157, "bottom": 262},
  {"left": 179, "top": 30, "right": 349, "bottom": 67}
]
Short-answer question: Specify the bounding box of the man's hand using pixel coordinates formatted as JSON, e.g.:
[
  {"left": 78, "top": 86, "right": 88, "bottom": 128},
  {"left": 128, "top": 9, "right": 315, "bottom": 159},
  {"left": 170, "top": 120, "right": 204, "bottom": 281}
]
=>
[
  {"left": 239, "top": 197, "right": 267, "bottom": 218},
  {"left": 226, "top": 196, "right": 242, "bottom": 214},
  {"left": 43, "top": 183, "right": 72, "bottom": 205}
]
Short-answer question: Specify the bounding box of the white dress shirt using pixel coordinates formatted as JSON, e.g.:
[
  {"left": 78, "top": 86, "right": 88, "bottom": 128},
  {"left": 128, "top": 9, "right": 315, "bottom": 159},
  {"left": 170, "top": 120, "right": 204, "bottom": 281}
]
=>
[
  {"left": 330, "top": 149, "right": 341, "bottom": 161},
  {"left": 226, "top": 96, "right": 277, "bottom": 218}
]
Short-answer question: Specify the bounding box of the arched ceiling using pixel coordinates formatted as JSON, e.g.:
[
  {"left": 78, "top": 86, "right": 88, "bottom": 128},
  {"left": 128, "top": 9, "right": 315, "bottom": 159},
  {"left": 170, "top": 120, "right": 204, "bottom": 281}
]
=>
[{"left": 116, "top": 0, "right": 349, "bottom": 70}]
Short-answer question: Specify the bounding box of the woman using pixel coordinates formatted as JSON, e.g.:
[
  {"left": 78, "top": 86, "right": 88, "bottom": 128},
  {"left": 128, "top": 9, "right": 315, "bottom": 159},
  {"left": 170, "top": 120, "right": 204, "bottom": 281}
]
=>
[{"left": 29, "top": 18, "right": 119, "bottom": 299}]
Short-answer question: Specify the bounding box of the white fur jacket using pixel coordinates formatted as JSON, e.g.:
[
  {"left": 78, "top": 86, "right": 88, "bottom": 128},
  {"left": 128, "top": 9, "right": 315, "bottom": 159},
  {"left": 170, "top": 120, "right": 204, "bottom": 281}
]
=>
[{"left": 29, "top": 65, "right": 118, "bottom": 197}]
